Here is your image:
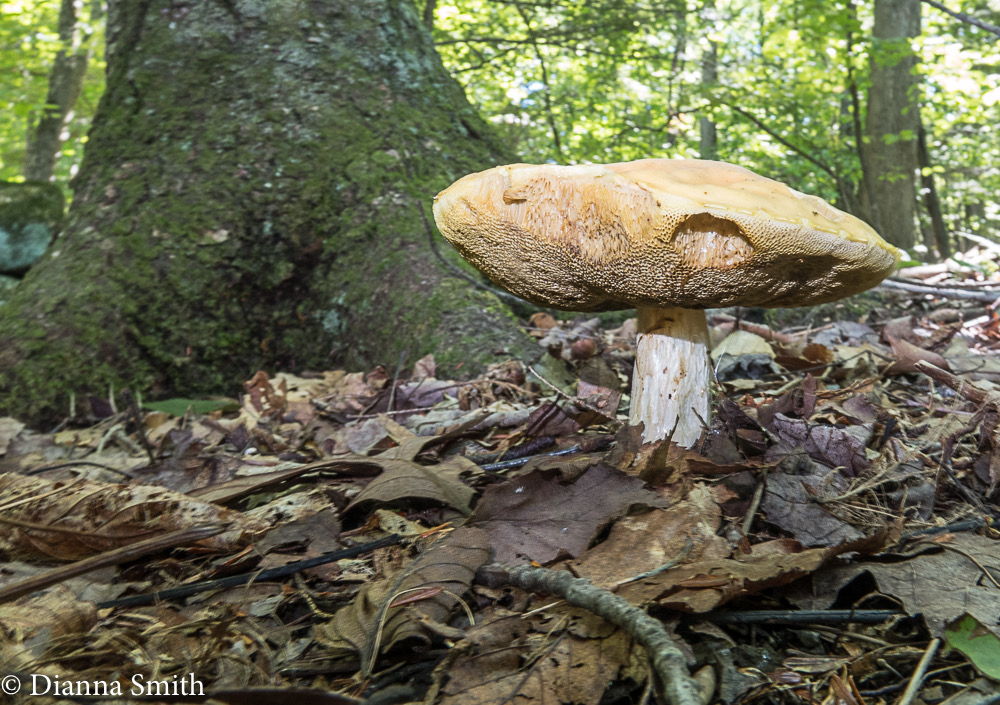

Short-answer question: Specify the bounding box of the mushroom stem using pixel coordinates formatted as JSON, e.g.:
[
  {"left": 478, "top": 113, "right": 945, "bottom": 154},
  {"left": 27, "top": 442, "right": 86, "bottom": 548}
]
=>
[{"left": 629, "top": 306, "right": 711, "bottom": 448}]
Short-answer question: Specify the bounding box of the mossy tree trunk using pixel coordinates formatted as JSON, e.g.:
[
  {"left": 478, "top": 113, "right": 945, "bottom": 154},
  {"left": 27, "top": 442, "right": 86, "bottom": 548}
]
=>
[{"left": 0, "top": 0, "right": 534, "bottom": 425}]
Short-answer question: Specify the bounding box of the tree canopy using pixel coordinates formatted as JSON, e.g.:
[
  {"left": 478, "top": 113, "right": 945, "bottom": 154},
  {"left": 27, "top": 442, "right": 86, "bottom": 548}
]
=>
[
  {"left": 2, "top": 0, "right": 998, "bottom": 254},
  {"left": 431, "top": 0, "right": 1000, "bottom": 252}
]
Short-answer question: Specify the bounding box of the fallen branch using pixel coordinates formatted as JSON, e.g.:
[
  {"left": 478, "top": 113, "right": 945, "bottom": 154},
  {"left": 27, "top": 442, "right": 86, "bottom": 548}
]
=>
[
  {"left": 0, "top": 524, "right": 227, "bottom": 604},
  {"left": 896, "top": 638, "right": 941, "bottom": 705},
  {"left": 707, "top": 609, "right": 900, "bottom": 624},
  {"left": 880, "top": 278, "right": 1000, "bottom": 303},
  {"left": 709, "top": 313, "right": 799, "bottom": 344},
  {"left": 98, "top": 534, "right": 403, "bottom": 609},
  {"left": 478, "top": 563, "right": 703, "bottom": 705},
  {"left": 914, "top": 360, "right": 988, "bottom": 404}
]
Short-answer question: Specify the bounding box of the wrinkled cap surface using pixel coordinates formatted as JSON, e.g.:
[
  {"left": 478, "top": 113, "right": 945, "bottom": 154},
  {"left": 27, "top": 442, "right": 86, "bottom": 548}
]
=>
[{"left": 432, "top": 159, "right": 900, "bottom": 311}]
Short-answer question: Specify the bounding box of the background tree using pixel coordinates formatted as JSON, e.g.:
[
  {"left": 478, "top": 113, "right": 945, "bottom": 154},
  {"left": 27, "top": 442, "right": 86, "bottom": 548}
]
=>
[
  {"left": 3, "top": 0, "right": 1000, "bottom": 424},
  {"left": 1, "top": 0, "right": 104, "bottom": 186},
  {"left": 432, "top": 0, "right": 1000, "bottom": 253},
  {"left": 0, "top": 0, "right": 534, "bottom": 424},
  {"left": 862, "top": 0, "right": 922, "bottom": 251},
  {"left": 23, "top": 0, "right": 94, "bottom": 182}
]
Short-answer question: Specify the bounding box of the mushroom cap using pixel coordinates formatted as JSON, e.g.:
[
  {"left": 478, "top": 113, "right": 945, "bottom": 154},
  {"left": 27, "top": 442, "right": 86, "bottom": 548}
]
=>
[{"left": 432, "top": 159, "right": 900, "bottom": 312}]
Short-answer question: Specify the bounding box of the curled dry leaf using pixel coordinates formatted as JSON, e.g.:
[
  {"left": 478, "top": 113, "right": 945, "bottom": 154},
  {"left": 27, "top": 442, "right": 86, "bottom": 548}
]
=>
[
  {"left": 0, "top": 473, "right": 262, "bottom": 560},
  {"left": 316, "top": 526, "right": 491, "bottom": 675},
  {"left": 617, "top": 533, "right": 887, "bottom": 613},
  {"left": 884, "top": 334, "right": 951, "bottom": 375},
  {"left": 347, "top": 455, "right": 477, "bottom": 515}
]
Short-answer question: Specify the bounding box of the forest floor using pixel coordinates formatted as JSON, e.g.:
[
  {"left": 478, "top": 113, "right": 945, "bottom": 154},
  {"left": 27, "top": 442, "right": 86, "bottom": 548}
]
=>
[{"left": 1, "top": 257, "right": 1000, "bottom": 705}]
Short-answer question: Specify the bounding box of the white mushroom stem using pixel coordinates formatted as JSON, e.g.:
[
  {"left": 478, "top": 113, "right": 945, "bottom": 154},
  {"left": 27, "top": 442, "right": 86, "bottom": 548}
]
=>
[{"left": 629, "top": 307, "right": 712, "bottom": 448}]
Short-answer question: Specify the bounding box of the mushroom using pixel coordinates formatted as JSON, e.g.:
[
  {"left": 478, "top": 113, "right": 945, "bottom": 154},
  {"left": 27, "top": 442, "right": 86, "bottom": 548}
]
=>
[{"left": 432, "top": 159, "right": 899, "bottom": 448}]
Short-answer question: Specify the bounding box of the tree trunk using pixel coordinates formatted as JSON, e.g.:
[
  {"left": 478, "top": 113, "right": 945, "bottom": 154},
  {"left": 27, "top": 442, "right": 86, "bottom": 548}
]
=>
[
  {"left": 862, "top": 0, "right": 922, "bottom": 251},
  {"left": 698, "top": 15, "right": 718, "bottom": 161},
  {"left": 23, "top": 0, "right": 90, "bottom": 182},
  {"left": 916, "top": 123, "right": 950, "bottom": 259},
  {"left": 0, "top": 0, "right": 535, "bottom": 426}
]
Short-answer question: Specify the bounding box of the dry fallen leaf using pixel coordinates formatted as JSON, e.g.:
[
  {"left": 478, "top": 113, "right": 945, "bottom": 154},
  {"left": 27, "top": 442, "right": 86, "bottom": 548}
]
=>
[
  {"left": 571, "top": 496, "right": 731, "bottom": 587},
  {"left": 347, "top": 455, "right": 476, "bottom": 515},
  {"left": 790, "top": 533, "right": 1000, "bottom": 638},
  {"left": 466, "top": 463, "right": 670, "bottom": 565},
  {"left": 0, "top": 473, "right": 261, "bottom": 560},
  {"left": 316, "top": 526, "right": 490, "bottom": 674},
  {"left": 617, "top": 533, "right": 887, "bottom": 613}
]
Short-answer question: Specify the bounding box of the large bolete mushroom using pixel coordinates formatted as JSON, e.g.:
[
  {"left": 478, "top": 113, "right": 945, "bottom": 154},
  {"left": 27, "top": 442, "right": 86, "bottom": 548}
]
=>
[{"left": 432, "top": 159, "right": 899, "bottom": 448}]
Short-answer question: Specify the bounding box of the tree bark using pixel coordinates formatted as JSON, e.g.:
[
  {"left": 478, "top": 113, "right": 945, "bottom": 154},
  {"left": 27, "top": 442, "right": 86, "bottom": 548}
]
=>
[
  {"left": 698, "top": 12, "right": 718, "bottom": 161},
  {"left": 23, "top": 0, "right": 90, "bottom": 182},
  {"left": 0, "top": 0, "right": 535, "bottom": 426},
  {"left": 916, "top": 123, "right": 949, "bottom": 258},
  {"left": 862, "top": 0, "right": 922, "bottom": 251}
]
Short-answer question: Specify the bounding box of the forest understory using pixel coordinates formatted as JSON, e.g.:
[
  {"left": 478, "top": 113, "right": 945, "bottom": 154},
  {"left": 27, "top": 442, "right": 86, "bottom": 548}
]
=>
[{"left": 1, "top": 256, "right": 1000, "bottom": 705}]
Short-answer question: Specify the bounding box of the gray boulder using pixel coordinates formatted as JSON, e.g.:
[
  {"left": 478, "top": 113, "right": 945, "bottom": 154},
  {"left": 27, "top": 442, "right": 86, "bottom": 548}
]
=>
[{"left": 0, "top": 181, "right": 64, "bottom": 274}]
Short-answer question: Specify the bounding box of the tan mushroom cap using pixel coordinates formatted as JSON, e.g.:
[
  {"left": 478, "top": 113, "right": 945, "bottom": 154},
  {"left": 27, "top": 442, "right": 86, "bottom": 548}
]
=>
[{"left": 433, "top": 159, "right": 900, "bottom": 312}]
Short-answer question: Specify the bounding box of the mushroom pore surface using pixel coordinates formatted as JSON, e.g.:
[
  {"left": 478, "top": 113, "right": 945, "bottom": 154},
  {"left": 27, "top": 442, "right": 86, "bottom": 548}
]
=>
[{"left": 432, "top": 159, "right": 900, "bottom": 312}]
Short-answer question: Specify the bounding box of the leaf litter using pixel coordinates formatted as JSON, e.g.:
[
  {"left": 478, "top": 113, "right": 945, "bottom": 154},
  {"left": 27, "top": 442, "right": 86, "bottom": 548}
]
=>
[{"left": 1, "top": 280, "right": 1000, "bottom": 703}]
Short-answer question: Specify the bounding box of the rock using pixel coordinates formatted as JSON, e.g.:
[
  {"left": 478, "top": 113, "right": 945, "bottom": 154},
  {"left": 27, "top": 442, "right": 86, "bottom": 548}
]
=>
[{"left": 0, "top": 181, "right": 64, "bottom": 274}]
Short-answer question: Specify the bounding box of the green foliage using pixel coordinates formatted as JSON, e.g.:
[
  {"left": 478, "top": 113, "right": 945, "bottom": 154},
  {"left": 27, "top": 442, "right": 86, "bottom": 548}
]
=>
[
  {"left": 143, "top": 398, "right": 239, "bottom": 416},
  {"left": 431, "top": 0, "right": 1000, "bottom": 243},
  {"left": 0, "top": 0, "right": 105, "bottom": 189},
  {"left": 944, "top": 614, "right": 1000, "bottom": 678}
]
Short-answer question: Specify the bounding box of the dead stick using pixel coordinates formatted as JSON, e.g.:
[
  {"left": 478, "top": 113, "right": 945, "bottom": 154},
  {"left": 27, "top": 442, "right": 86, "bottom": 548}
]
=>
[
  {"left": 881, "top": 279, "right": 1000, "bottom": 303},
  {"left": 98, "top": 533, "right": 403, "bottom": 608},
  {"left": 708, "top": 313, "right": 799, "bottom": 344},
  {"left": 894, "top": 637, "right": 941, "bottom": 705},
  {"left": 914, "top": 360, "right": 988, "bottom": 404},
  {"left": 479, "top": 563, "right": 702, "bottom": 705},
  {"left": 0, "top": 524, "right": 227, "bottom": 604}
]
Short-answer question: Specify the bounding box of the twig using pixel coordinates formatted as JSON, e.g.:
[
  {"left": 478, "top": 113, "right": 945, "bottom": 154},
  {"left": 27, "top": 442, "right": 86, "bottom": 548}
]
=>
[
  {"left": 387, "top": 349, "right": 407, "bottom": 413},
  {"left": 921, "top": 0, "right": 1000, "bottom": 37},
  {"left": 708, "top": 313, "right": 801, "bottom": 344},
  {"left": 528, "top": 365, "right": 623, "bottom": 427},
  {"left": 742, "top": 469, "right": 767, "bottom": 535},
  {"left": 937, "top": 543, "right": 1000, "bottom": 589},
  {"left": 914, "top": 360, "right": 988, "bottom": 404},
  {"left": 97, "top": 534, "right": 403, "bottom": 609},
  {"left": 122, "top": 387, "right": 156, "bottom": 463},
  {"left": 479, "top": 563, "right": 702, "bottom": 705},
  {"left": 478, "top": 435, "right": 614, "bottom": 472},
  {"left": 24, "top": 459, "right": 133, "bottom": 478},
  {"left": 706, "top": 609, "right": 900, "bottom": 625},
  {"left": 480, "top": 445, "right": 581, "bottom": 472},
  {"left": 614, "top": 541, "right": 693, "bottom": 587},
  {"left": 513, "top": 3, "right": 566, "bottom": 162},
  {"left": 881, "top": 278, "right": 1000, "bottom": 302},
  {"left": 901, "top": 517, "right": 986, "bottom": 541},
  {"left": 467, "top": 435, "right": 555, "bottom": 465},
  {"left": 0, "top": 524, "right": 227, "bottom": 604},
  {"left": 894, "top": 638, "right": 941, "bottom": 705},
  {"left": 724, "top": 102, "right": 841, "bottom": 183}
]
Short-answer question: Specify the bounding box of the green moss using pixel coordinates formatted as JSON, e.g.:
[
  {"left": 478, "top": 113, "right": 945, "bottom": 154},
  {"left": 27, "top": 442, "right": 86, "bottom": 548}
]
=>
[{"left": 0, "top": 0, "right": 530, "bottom": 427}]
